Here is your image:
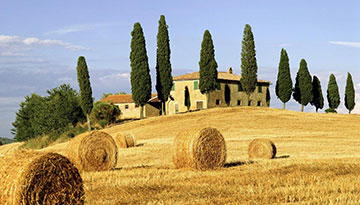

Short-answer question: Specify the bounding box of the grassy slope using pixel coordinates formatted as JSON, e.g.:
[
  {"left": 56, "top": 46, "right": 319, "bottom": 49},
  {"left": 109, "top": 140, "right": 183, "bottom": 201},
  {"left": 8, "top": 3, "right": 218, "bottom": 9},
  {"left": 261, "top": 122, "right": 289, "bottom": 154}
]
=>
[{"left": 3, "top": 106, "right": 360, "bottom": 204}]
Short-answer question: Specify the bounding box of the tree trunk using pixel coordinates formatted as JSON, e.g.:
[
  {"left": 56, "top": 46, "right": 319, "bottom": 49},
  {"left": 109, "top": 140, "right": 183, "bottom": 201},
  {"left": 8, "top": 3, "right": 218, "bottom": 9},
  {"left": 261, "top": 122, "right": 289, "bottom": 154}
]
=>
[
  {"left": 301, "top": 105, "right": 304, "bottom": 112},
  {"left": 162, "top": 102, "right": 166, "bottom": 115},
  {"left": 140, "top": 105, "right": 144, "bottom": 119},
  {"left": 206, "top": 92, "right": 210, "bottom": 109},
  {"left": 283, "top": 102, "right": 286, "bottom": 110},
  {"left": 316, "top": 108, "right": 318, "bottom": 113},
  {"left": 86, "top": 113, "right": 91, "bottom": 131}
]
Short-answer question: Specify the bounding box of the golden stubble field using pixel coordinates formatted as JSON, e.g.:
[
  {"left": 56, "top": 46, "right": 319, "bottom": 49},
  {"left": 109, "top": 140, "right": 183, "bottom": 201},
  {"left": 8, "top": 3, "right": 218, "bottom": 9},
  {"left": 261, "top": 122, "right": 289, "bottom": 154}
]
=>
[{"left": 2, "top": 106, "right": 360, "bottom": 204}]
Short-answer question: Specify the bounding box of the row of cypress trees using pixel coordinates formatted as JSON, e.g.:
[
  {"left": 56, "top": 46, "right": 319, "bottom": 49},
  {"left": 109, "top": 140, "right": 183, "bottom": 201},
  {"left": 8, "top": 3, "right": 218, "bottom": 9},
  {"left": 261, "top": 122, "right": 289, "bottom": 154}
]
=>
[
  {"left": 275, "top": 49, "right": 355, "bottom": 113},
  {"left": 130, "top": 16, "right": 173, "bottom": 118}
]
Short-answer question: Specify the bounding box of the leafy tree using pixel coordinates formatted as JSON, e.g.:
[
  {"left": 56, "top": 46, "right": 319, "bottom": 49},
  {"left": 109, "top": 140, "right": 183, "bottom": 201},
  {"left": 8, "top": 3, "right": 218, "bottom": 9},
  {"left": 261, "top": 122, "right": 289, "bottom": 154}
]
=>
[
  {"left": 130, "top": 22, "right": 152, "bottom": 119},
  {"left": 199, "top": 30, "right": 218, "bottom": 107},
  {"left": 345, "top": 72, "right": 355, "bottom": 113},
  {"left": 90, "top": 101, "right": 120, "bottom": 127},
  {"left": 310, "top": 76, "right": 324, "bottom": 113},
  {"left": 156, "top": 15, "right": 173, "bottom": 115},
  {"left": 275, "top": 48, "right": 292, "bottom": 109},
  {"left": 293, "top": 59, "right": 313, "bottom": 112},
  {"left": 76, "top": 56, "right": 93, "bottom": 130},
  {"left": 184, "top": 86, "right": 191, "bottom": 111},
  {"left": 101, "top": 93, "right": 112, "bottom": 99},
  {"left": 12, "top": 84, "right": 85, "bottom": 142},
  {"left": 327, "top": 74, "right": 340, "bottom": 111},
  {"left": 241, "top": 24, "right": 258, "bottom": 100},
  {"left": 12, "top": 94, "right": 47, "bottom": 141}
]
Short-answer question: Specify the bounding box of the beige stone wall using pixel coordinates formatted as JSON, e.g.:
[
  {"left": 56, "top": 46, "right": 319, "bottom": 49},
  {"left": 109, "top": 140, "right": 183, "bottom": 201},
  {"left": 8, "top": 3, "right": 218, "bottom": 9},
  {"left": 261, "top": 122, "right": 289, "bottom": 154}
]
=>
[
  {"left": 167, "top": 80, "right": 207, "bottom": 114},
  {"left": 166, "top": 79, "right": 270, "bottom": 114},
  {"left": 116, "top": 103, "right": 140, "bottom": 119}
]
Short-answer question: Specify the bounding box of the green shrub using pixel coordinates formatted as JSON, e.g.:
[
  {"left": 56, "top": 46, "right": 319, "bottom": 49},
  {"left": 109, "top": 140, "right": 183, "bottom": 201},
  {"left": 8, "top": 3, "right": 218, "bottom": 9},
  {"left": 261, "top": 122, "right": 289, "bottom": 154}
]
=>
[
  {"left": 99, "top": 119, "right": 108, "bottom": 128},
  {"left": 90, "top": 101, "right": 120, "bottom": 127},
  {"left": 325, "top": 108, "right": 337, "bottom": 113}
]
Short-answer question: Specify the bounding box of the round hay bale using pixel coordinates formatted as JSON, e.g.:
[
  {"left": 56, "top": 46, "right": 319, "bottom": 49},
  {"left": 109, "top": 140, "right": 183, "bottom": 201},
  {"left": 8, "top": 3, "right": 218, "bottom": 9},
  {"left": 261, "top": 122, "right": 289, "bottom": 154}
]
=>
[
  {"left": 115, "top": 132, "right": 136, "bottom": 148},
  {"left": 66, "top": 131, "right": 118, "bottom": 172},
  {"left": 173, "top": 127, "right": 226, "bottom": 170},
  {"left": 248, "top": 138, "right": 277, "bottom": 159},
  {"left": 0, "top": 151, "right": 84, "bottom": 204}
]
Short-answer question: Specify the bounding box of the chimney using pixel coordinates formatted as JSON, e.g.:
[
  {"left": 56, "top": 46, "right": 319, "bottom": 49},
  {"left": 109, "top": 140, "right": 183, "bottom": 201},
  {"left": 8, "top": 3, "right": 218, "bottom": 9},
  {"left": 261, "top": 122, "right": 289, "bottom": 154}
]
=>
[{"left": 227, "top": 67, "right": 233, "bottom": 74}]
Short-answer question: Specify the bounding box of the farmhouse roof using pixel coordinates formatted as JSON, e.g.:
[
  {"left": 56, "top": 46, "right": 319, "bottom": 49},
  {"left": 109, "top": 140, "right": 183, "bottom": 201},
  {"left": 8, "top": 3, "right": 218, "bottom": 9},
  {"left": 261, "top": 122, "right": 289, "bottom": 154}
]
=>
[
  {"left": 173, "top": 70, "right": 270, "bottom": 83},
  {"left": 101, "top": 93, "right": 159, "bottom": 104}
]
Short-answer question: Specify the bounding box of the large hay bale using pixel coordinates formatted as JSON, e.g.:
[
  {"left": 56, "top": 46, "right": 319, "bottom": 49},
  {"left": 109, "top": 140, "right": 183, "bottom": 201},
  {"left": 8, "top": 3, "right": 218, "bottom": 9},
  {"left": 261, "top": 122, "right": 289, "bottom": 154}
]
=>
[
  {"left": 173, "top": 127, "right": 226, "bottom": 170},
  {"left": 66, "top": 131, "right": 118, "bottom": 172},
  {"left": 0, "top": 151, "right": 84, "bottom": 204},
  {"left": 248, "top": 138, "right": 277, "bottom": 159},
  {"left": 115, "top": 132, "right": 136, "bottom": 148}
]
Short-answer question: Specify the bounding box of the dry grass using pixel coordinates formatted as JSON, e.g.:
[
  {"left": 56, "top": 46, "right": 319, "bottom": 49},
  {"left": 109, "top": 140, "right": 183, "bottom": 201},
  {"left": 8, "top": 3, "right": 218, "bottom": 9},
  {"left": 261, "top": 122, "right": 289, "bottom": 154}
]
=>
[{"left": 3, "top": 106, "right": 360, "bottom": 204}]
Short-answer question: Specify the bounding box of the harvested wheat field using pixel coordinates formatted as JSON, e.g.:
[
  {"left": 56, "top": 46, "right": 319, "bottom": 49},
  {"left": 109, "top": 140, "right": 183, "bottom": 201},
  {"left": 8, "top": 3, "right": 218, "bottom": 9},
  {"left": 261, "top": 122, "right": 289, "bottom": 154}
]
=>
[{"left": 3, "top": 106, "right": 360, "bottom": 204}]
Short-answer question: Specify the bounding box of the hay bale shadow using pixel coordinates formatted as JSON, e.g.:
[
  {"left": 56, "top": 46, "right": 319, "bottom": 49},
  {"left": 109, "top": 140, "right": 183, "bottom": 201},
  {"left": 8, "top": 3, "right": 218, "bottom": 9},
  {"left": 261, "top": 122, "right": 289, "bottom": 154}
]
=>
[
  {"left": 274, "top": 155, "right": 290, "bottom": 159},
  {"left": 225, "top": 160, "right": 254, "bottom": 168},
  {"left": 136, "top": 143, "right": 145, "bottom": 147}
]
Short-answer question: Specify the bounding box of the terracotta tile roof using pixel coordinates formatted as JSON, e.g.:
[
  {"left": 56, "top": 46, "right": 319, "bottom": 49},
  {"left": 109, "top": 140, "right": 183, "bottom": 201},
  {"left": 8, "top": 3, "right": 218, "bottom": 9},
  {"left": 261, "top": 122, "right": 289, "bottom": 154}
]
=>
[
  {"left": 173, "top": 71, "right": 271, "bottom": 83},
  {"left": 101, "top": 93, "right": 159, "bottom": 104}
]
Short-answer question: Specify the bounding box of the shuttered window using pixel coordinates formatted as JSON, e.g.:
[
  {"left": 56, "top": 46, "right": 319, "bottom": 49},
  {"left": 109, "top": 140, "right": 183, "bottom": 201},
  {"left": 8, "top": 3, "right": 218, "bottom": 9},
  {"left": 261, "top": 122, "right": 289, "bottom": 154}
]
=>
[{"left": 194, "top": 81, "right": 199, "bottom": 90}]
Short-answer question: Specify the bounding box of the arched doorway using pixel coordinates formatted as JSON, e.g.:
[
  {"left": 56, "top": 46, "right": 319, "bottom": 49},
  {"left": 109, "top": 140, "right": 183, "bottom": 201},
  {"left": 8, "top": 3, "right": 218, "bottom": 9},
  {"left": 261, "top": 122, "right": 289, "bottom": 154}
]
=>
[{"left": 224, "top": 84, "right": 231, "bottom": 106}]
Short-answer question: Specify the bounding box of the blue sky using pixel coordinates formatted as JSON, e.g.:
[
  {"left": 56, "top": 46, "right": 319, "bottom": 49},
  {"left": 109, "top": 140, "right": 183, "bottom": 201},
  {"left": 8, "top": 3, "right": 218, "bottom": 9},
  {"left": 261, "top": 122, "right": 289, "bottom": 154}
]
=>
[{"left": 1, "top": 0, "right": 359, "bottom": 138}]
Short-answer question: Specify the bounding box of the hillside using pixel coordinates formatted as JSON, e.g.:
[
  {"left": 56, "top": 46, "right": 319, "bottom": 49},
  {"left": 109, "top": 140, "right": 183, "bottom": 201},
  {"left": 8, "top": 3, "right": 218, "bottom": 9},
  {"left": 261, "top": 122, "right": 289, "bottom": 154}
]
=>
[{"left": 3, "top": 106, "right": 360, "bottom": 204}]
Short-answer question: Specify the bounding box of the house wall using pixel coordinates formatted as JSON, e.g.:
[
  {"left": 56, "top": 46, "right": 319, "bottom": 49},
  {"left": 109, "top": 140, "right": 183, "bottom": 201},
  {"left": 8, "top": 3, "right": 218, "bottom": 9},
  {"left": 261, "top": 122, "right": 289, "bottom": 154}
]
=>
[
  {"left": 166, "top": 79, "right": 270, "bottom": 114},
  {"left": 145, "top": 102, "right": 161, "bottom": 117},
  {"left": 116, "top": 102, "right": 161, "bottom": 119}
]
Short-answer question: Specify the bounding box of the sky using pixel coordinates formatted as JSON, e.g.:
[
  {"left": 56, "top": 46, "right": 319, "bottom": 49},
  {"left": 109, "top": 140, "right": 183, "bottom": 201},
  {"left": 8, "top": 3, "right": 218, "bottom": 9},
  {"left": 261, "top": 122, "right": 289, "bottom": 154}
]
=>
[{"left": 0, "top": 0, "right": 359, "bottom": 138}]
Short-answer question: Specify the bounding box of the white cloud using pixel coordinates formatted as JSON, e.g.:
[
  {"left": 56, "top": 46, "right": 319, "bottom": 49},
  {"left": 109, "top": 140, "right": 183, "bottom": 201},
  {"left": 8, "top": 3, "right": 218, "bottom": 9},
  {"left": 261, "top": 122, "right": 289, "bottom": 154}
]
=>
[
  {"left": 0, "top": 35, "right": 88, "bottom": 55},
  {"left": 46, "top": 22, "right": 116, "bottom": 35},
  {"left": 99, "top": 73, "right": 130, "bottom": 81},
  {"left": 329, "top": 41, "right": 360, "bottom": 48}
]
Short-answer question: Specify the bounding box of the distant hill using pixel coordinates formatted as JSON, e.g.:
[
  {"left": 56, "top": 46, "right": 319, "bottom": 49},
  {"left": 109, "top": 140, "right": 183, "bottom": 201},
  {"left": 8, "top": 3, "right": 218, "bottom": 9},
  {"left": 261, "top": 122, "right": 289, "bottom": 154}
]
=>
[{"left": 0, "top": 137, "right": 15, "bottom": 145}]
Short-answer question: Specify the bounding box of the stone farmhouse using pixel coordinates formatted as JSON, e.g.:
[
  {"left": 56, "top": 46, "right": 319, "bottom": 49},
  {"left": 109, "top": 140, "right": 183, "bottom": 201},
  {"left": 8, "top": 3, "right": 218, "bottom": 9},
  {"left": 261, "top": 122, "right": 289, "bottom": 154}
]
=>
[
  {"left": 102, "top": 67, "right": 271, "bottom": 118},
  {"left": 167, "top": 67, "right": 271, "bottom": 114},
  {"left": 101, "top": 93, "right": 161, "bottom": 119}
]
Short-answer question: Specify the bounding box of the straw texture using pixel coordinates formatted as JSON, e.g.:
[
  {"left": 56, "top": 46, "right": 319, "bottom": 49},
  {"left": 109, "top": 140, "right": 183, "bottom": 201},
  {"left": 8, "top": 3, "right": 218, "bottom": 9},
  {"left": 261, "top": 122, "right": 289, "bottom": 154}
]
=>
[
  {"left": 115, "top": 133, "right": 136, "bottom": 148},
  {"left": 173, "top": 127, "right": 226, "bottom": 170},
  {"left": 248, "top": 138, "right": 277, "bottom": 159},
  {"left": 66, "top": 131, "right": 118, "bottom": 172},
  {"left": 0, "top": 151, "right": 84, "bottom": 204}
]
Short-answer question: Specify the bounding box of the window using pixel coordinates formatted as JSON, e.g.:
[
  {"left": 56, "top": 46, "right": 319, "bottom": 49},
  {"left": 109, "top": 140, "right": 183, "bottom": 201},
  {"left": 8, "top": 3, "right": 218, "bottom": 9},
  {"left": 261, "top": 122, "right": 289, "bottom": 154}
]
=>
[
  {"left": 216, "top": 82, "right": 221, "bottom": 90},
  {"left": 238, "top": 83, "right": 243, "bottom": 92},
  {"left": 194, "top": 81, "right": 199, "bottom": 90},
  {"left": 257, "top": 101, "right": 262, "bottom": 106},
  {"left": 171, "top": 83, "right": 175, "bottom": 91},
  {"left": 237, "top": 100, "right": 241, "bottom": 106},
  {"left": 125, "top": 105, "right": 129, "bottom": 109},
  {"left": 258, "top": 85, "right": 262, "bottom": 93},
  {"left": 248, "top": 101, "right": 251, "bottom": 106},
  {"left": 216, "top": 99, "right": 220, "bottom": 105}
]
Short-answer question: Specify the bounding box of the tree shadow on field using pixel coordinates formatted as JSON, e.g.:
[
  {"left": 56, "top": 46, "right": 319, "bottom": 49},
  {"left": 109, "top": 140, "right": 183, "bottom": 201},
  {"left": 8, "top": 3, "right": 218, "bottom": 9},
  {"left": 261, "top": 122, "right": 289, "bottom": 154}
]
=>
[
  {"left": 225, "top": 160, "right": 254, "bottom": 168},
  {"left": 274, "top": 155, "right": 290, "bottom": 159},
  {"left": 113, "top": 164, "right": 153, "bottom": 171}
]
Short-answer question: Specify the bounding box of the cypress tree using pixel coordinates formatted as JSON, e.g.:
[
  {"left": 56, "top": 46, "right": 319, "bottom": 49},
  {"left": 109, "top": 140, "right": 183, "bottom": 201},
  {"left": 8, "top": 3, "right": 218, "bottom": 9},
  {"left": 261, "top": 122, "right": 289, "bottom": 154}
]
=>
[
  {"left": 155, "top": 15, "right": 172, "bottom": 115},
  {"left": 241, "top": 24, "right": 258, "bottom": 100},
  {"left": 345, "top": 72, "right": 355, "bottom": 113},
  {"left": 184, "top": 86, "right": 191, "bottom": 111},
  {"left": 130, "top": 22, "right": 152, "bottom": 119},
  {"left": 76, "top": 56, "right": 93, "bottom": 130},
  {"left": 327, "top": 74, "right": 340, "bottom": 111},
  {"left": 310, "top": 76, "right": 324, "bottom": 112},
  {"left": 199, "top": 30, "right": 218, "bottom": 107},
  {"left": 266, "top": 87, "right": 271, "bottom": 107},
  {"left": 275, "top": 48, "right": 292, "bottom": 109},
  {"left": 293, "top": 59, "right": 313, "bottom": 112}
]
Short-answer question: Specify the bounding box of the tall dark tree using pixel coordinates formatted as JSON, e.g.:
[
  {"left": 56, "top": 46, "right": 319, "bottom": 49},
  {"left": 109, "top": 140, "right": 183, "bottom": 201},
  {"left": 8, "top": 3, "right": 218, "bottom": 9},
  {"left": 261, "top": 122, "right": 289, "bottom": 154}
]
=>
[
  {"left": 345, "top": 72, "right": 355, "bottom": 113},
  {"left": 310, "top": 76, "right": 324, "bottom": 113},
  {"left": 156, "top": 15, "right": 172, "bottom": 115},
  {"left": 130, "top": 22, "right": 152, "bottom": 119},
  {"left": 241, "top": 24, "right": 258, "bottom": 102},
  {"left": 199, "top": 30, "right": 218, "bottom": 107},
  {"left": 327, "top": 74, "right": 340, "bottom": 111},
  {"left": 76, "top": 56, "right": 93, "bottom": 130},
  {"left": 275, "top": 48, "right": 292, "bottom": 109},
  {"left": 293, "top": 59, "right": 313, "bottom": 112},
  {"left": 266, "top": 87, "right": 271, "bottom": 107},
  {"left": 184, "top": 86, "right": 191, "bottom": 111}
]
